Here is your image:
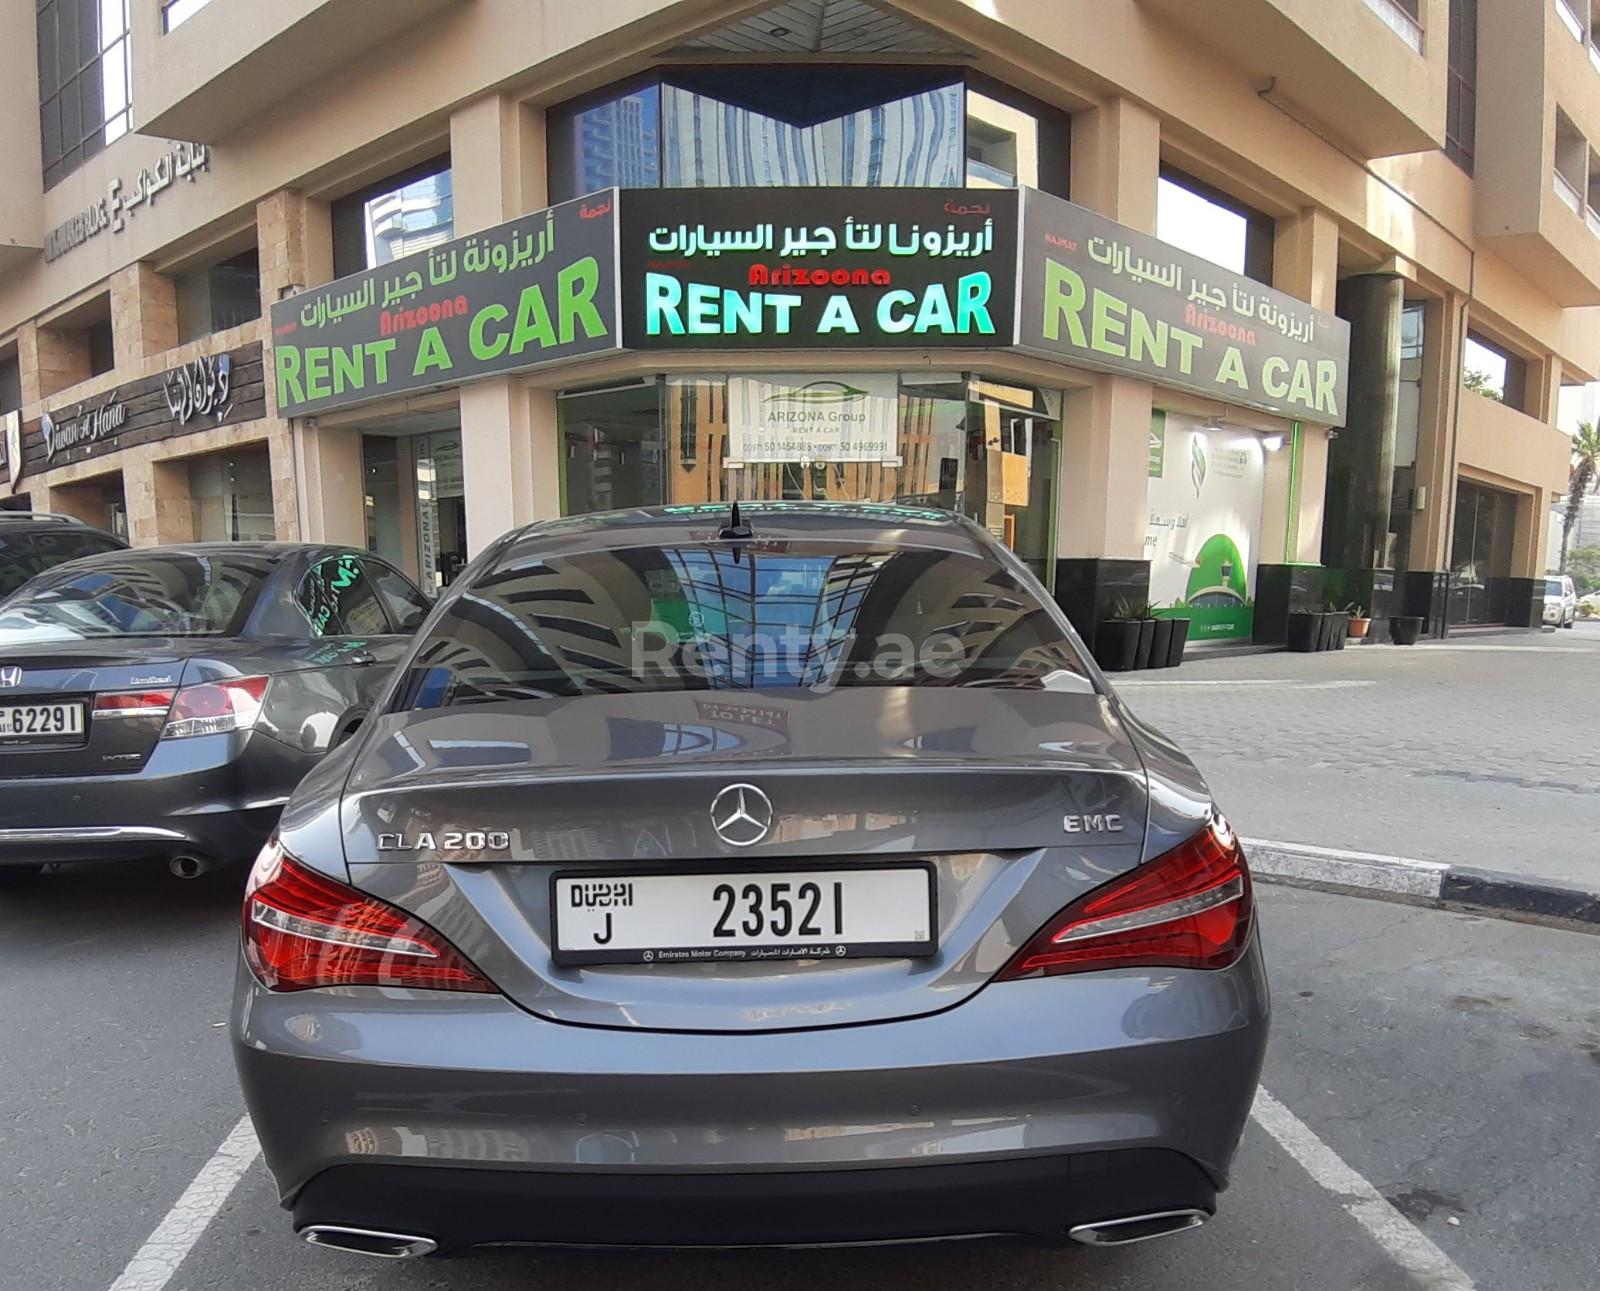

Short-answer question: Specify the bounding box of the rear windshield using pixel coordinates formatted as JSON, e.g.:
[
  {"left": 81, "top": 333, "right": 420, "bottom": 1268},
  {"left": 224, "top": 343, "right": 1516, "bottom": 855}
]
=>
[
  {"left": 392, "top": 542, "right": 1092, "bottom": 708},
  {"left": 1546, "top": 579, "right": 1565, "bottom": 597},
  {"left": 0, "top": 553, "right": 275, "bottom": 640},
  {"left": 0, "top": 528, "right": 125, "bottom": 598}
]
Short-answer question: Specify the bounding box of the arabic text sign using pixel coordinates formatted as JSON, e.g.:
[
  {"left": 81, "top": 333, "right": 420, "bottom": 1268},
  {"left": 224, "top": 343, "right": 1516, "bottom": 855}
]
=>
[
  {"left": 620, "top": 189, "right": 1018, "bottom": 350},
  {"left": 1017, "top": 191, "right": 1350, "bottom": 426},
  {"left": 728, "top": 374, "right": 899, "bottom": 463},
  {"left": 269, "top": 195, "right": 620, "bottom": 417},
  {"left": 44, "top": 142, "right": 213, "bottom": 262}
]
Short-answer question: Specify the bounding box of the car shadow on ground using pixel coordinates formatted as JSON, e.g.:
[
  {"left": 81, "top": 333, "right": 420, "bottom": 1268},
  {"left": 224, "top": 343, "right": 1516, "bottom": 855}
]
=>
[{"left": 0, "top": 857, "right": 248, "bottom": 951}]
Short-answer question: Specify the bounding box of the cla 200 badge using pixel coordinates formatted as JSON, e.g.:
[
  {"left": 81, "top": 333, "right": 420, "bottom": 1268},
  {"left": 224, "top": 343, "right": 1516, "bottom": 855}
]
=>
[{"left": 376, "top": 830, "right": 512, "bottom": 852}]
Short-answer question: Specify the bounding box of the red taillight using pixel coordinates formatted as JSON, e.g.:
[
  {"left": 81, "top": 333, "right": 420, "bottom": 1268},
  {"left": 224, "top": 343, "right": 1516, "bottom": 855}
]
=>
[
  {"left": 998, "top": 814, "right": 1253, "bottom": 980},
  {"left": 241, "top": 840, "right": 496, "bottom": 994},
  {"left": 93, "top": 690, "right": 176, "bottom": 717},
  {"left": 162, "top": 675, "right": 269, "bottom": 740}
]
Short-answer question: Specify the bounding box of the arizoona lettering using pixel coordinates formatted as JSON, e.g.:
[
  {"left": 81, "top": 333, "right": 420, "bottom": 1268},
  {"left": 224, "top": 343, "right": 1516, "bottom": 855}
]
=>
[
  {"left": 380, "top": 295, "right": 470, "bottom": 336},
  {"left": 645, "top": 271, "right": 995, "bottom": 338},
  {"left": 747, "top": 264, "right": 893, "bottom": 288},
  {"left": 275, "top": 256, "right": 607, "bottom": 409},
  {"left": 1041, "top": 260, "right": 1341, "bottom": 419}
]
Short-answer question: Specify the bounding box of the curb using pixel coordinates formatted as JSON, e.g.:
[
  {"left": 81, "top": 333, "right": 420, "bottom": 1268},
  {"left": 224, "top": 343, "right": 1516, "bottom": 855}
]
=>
[{"left": 1242, "top": 838, "right": 1600, "bottom": 932}]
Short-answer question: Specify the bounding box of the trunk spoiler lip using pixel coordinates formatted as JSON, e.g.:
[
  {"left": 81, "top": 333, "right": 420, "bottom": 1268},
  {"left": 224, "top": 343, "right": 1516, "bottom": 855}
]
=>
[{"left": 341, "top": 758, "right": 1148, "bottom": 806}]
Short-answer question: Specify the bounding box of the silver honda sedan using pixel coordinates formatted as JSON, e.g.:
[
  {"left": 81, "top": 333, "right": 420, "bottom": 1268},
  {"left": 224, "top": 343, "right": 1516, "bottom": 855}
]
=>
[{"left": 231, "top": 502, "right": 1268, "bottom": 1258}]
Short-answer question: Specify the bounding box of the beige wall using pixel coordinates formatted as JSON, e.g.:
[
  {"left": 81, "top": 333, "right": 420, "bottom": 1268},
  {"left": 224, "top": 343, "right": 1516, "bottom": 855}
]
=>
[{"left": 0, "top": 3, "right": 44, "bottom": 275}]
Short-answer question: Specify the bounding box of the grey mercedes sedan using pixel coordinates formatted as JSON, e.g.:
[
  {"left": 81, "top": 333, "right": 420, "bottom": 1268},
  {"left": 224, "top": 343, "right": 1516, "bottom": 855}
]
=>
[
  {"left": 0, "top": 543, "right": 431, "bottom": 885},
  {"left": 232, "top": 503, "right": 1269, "bottom": 1258}
]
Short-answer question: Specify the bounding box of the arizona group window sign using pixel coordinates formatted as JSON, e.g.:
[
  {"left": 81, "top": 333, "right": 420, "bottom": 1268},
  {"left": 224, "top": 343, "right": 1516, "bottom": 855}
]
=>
[{"left": 270, "top": 187, "right": 1349, "bottom": 427}]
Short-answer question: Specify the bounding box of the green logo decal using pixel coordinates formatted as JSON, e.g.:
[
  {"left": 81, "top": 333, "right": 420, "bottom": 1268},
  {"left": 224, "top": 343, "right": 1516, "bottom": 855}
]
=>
[
  {"left": 1190, "top": 434, "right": 1208, "bottom": 496},
  {"left": 763, "top": 381, "right": 870, "bottom": 407}
]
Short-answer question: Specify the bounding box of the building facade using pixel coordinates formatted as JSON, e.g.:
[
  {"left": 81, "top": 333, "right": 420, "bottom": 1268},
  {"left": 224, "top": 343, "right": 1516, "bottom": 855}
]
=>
[{"left": 1, "top": 0, "right": 1594, "bottom": 641}]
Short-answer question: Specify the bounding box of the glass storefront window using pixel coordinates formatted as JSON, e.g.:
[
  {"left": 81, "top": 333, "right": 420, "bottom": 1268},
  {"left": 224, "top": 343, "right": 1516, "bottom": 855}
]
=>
[
  {"left": 413, "top": 431, "right": 466, "bottom": 595},
  {"left": 558, "top": 374, "right": 1060, "bottom": 584},
  {"left": 189, "top": 447, "right": 275, "bottom": 542},
  {"left": 549, "top": 70, "right": 1067, "bottom": 201},
  {"left": 1450, "top": 480, "right": 1518, "bottom": 624}
]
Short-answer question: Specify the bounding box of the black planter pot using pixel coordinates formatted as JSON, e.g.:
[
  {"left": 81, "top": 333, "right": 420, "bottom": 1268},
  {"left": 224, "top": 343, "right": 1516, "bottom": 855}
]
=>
[
  {"left": 1332, "top": 616, "right": 1348, "bottom": 649},
  {"left": 1093, "top": 620, "right": 1141, "bottom": 671},
  {"left": 1132, "top": 618, "right": 1157, "bottom": 670},
  {"left": 1148, "top": 617, "right": 1175, "bottom": 669},
  {"left": 1165, "top": 617, "right": 1191, "bottom": 667},
  {"left": 1286, "top": 612, "right": 1320, "bottom": 652},
  {"left": 1320, "top": 612, "right": 1343, "bottom": 651},
  {"left": 1390, "top": 614, "right": 1423, "bottom": 646}
]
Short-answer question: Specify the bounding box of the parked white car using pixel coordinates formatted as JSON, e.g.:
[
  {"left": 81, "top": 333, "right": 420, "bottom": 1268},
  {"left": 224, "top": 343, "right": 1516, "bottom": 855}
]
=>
[{"left": 1544, "top": 574, "right": 1577, "bottom": 628}]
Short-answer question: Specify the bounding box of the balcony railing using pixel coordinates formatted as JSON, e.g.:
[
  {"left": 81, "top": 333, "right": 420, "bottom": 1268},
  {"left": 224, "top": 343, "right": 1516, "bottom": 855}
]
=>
[
  {"left": 162, "top": 0, "right": 211, "bottom": 31},
  {"left": 1554, "top": 169, "right": 1585, "bottom": 214},
  {"left": 1556, "top": 0, "right": 1587, "bottom": 42},
  {"left": 1365, "top": 0, "right": 1424, "bottom": 52},
  {"left": 1586, "top": 204, "right": 1600, "bottom": 236}
]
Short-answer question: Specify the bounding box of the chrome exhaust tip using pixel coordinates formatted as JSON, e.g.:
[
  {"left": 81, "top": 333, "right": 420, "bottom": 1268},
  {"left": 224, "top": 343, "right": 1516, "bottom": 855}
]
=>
[
  {"left": 300, "top": 1224, "right": 438, "bottom": 1259},
  {"left": 1067, "top": 1208, "right": 1210, "bottom": 1246},
  {"left": 167, "top": 854, "right": 215, "bottom": 880}
]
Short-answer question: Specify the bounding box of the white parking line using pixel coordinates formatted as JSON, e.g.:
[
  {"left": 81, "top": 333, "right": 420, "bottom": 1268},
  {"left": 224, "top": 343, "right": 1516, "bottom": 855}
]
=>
[
  {"left": 107, "top": 1116, "right": 260, "bottom": 1291},
  {"left": 105, "top": 1097, "right": 1470, "bottom": 1291},
  {"left": 1250, "top": 1088, "right": 1475, "bottom": 1290}
]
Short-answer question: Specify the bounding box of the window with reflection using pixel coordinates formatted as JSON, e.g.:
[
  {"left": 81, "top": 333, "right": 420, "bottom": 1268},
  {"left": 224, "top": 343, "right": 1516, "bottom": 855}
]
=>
[
  {"left": 392, "top": 537, "right": 1090, "bottom": 708},
  {"left": 332, "top": 157, "right": 453, "bottom": 278},
  {"left": 549, "top": 69, "right": 1067, "bottom": 201}
]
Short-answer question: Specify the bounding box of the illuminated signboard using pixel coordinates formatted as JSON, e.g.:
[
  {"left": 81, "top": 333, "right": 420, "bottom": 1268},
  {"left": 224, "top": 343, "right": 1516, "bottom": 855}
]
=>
[{"left": 618, "top": 188, "right": 1018, "bottom": 350}]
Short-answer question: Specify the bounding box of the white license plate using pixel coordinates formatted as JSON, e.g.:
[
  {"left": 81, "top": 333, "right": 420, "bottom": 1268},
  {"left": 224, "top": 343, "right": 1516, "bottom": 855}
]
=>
[
  {"left": 0, "top": 702, "right": 85, "bottom": 742},
  {"left": 552, "top": 866, "right": 936, "bottom": 965}
]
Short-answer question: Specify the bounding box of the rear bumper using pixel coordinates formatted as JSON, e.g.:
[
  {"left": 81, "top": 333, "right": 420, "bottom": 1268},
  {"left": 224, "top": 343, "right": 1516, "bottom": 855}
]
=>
[
  {"left": 234, "top": 938, "right": 1269, "bottom": 1249},
  {"left": 290, "top": 1149, "right": 1217, "bottom": 1250},
  {"left": 0, "top": 730, "right": 319, "bottom": 866}
]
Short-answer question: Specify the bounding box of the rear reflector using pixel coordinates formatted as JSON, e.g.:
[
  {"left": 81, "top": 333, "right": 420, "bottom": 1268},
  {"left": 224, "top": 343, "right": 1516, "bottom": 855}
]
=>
[
  {"left": 997, "top": 813, "right": 1253, "bottom": 980},
  {"left": 161, "top": 675, "right": 269, "bottom": 740},
  {"left": 93, "top": 690, "right": 176, "bottom": 718},
  {"left": 242, "top": 839, "right": 496, "bottom": 994}
]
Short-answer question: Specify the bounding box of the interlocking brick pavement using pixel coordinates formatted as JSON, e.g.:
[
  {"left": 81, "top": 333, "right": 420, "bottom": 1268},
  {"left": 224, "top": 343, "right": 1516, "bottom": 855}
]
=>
[{"left": 1112, "top": 623, "right": 1600, "bottom": 888}]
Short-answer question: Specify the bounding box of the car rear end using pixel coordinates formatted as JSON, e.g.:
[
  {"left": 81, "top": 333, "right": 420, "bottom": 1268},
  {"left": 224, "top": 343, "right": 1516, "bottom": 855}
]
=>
[
  {"left": 232, "top": 507, "right": 1269, "bottom": 1255},
  {"left": 0, "top": 550, "right": 321, "bottom": 876}
]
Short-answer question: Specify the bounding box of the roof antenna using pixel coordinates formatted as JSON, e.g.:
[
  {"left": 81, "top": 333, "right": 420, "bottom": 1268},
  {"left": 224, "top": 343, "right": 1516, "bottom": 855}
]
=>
[{"left": 718, "top": 500, "right": 754, "bottom": 541}]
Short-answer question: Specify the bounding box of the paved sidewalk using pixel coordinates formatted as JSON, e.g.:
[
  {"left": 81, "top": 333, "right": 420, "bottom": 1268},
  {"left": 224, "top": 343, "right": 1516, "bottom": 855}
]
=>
[{"left": 1113, "top": 622, "right": 1600, "bottom": 899}]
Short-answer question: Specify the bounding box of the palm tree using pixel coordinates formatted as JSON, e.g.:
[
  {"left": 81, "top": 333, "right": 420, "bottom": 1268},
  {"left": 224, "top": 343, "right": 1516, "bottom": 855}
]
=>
[{"left": 1561, "top": 422, "right": 1600, "bottom": 571}]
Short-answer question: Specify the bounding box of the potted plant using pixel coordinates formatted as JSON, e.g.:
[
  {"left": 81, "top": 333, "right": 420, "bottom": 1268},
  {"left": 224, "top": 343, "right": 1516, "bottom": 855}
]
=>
[
  {"left": 1390, "top": 614, "right": 1423, "bottom": 646},
  {"left": 1148, "top": 612, "right": 1175, "bottom": 670},
  {"left": 1346, "top": 604, "right": 1372, "bottom": 640},
  {"left": 1126, "top": 601, "right": 1158, "bottom": 670},
  {"left": 1319, "top": 602, "right": 1344, "bottom": 651},
  {"left": 1286, "top": 609, "right": 1321, "bottom": 652},
  {"left": 1160, "top": 601, "right": 1192, "bottom": 668},
  {"left": 1093, "top": 600, "right": 1143, "bottom": 672}
]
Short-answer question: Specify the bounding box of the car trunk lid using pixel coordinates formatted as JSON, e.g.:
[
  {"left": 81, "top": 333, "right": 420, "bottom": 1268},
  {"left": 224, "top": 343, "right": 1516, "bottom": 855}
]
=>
[{"left": 341, "top": 688, "right": 1154, "bottom": 1032}]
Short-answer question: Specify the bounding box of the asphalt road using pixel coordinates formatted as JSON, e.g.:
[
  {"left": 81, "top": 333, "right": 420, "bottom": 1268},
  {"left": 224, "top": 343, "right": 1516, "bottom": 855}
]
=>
[
  {"left": 1116, "top": 622, "right": 1600, "bottom": 888},
  {"left": 2, "top": 864, "right": 1596, "bottom": 1291}
]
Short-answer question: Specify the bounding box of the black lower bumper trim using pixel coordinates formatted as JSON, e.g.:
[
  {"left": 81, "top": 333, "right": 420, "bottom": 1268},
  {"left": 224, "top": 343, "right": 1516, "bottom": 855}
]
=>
[{"left": 290, "top": 1150, "right": 1217, "bottom": 1252}]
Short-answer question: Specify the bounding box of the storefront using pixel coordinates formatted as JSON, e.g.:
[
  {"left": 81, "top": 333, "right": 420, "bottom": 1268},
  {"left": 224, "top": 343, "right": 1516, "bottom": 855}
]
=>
[
  {"left": 1449, "top": 478, "right": 1520, "bottom": 625},
  {"left": 10, "top": 344, "right": 277, "bottom": 544},
  {"left": 361, "top": 428, "right": 467, "bottom": 594},
  {"left": 559, "top": 373, "right": 1060, "bottom": 583},
  {"left": 270, "top": 182, "right": 1349, "bottom": 627}
]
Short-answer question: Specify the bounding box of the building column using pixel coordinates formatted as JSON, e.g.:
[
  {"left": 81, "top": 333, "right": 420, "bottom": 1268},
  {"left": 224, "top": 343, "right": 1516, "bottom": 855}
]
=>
[
  {"left": 1270, "top": 206, "right": 1339, "bottom": 565},
  {"left": 1325, "top": 273, "right": 1403, "bottom": 567},
  {"left": 451, "top": 93, "right": 552, "bottom": 552},
  {"left": 259, "top": 189, "right": 334, "bottom": 542},
  {"left": 1401, "top": 293, "right": 1467, "bottom": 632},
  {"left": 110, "top": 263, "right": 178, "bottom": 368},
  {"left": 293, "top": 423, "right": 365, "bottom": 547},
  {"left": 17, "top": 320, "right": 92, "bottom": 405},
  {"left": 256, "top": 189, "right": 334, "bottom": 309},
  {"left": 1054, "top": 99, "right": 1159, "bottom": 644}
]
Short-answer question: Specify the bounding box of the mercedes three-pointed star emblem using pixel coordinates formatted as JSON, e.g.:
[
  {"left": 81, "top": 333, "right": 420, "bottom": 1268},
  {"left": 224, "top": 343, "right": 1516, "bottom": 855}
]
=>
[{"left": 709, "top": 782, "right": 774, "bottom": 847}]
